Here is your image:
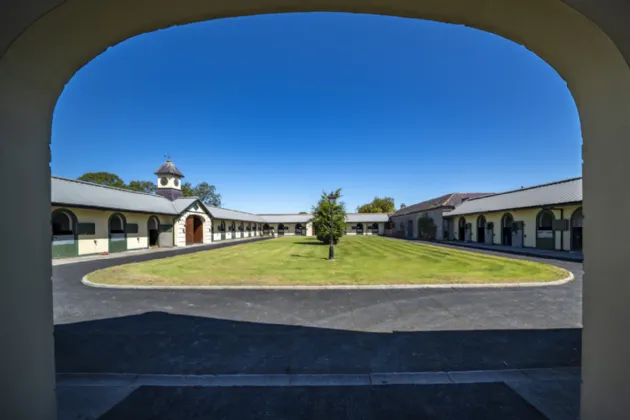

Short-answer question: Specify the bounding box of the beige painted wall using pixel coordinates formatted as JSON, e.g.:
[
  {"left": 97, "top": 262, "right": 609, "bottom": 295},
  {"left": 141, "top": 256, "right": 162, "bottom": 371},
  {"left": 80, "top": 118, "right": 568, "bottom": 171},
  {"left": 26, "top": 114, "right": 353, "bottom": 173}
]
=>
[
  {"left": 450, "top": 204, "right": 582, "bottom": 250},
  {"left": 156, "top": 175, "right": 181, "bottom": 190},
  {"left": 51, "top": 206, "right": 173, "bottom": 255}
]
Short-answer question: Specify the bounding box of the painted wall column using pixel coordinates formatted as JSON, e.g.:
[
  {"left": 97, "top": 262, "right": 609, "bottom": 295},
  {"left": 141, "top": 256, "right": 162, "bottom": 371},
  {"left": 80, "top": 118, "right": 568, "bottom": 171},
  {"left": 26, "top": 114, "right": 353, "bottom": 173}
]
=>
[{"left": 0, "top": 70, "right": 56, "bottom": 418}]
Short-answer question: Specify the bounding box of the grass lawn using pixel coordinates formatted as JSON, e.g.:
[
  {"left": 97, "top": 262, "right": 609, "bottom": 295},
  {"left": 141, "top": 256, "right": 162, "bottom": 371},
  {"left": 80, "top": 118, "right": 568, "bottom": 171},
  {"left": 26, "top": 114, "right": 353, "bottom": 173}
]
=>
[{"left": 87, "top": 236, "right": 569, "bottom": 287}]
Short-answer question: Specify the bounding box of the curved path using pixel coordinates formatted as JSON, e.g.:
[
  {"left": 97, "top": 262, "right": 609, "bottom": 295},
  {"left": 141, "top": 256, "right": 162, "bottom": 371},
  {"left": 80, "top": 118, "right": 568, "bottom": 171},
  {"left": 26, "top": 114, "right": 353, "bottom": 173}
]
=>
[{"left": 53, "top": 240, "right": 582, "bottom": 376}]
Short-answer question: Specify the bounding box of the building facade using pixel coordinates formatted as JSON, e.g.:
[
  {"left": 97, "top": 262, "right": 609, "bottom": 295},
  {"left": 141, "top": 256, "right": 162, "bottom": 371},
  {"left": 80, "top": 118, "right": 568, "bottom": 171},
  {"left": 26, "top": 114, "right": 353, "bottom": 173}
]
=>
[{"left": 442, "top": 178, "right": 583, "bottom": 252}]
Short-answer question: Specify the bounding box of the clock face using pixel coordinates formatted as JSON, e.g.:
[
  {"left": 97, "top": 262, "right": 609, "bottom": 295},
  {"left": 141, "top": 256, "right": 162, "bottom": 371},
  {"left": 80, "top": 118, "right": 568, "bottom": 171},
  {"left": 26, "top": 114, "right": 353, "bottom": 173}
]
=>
[
  {"left": 174, "top": 179, "right": 180, "bottom": 187},
  {"left": 160, "top": 177, "right": 168, "bottom": 186}
]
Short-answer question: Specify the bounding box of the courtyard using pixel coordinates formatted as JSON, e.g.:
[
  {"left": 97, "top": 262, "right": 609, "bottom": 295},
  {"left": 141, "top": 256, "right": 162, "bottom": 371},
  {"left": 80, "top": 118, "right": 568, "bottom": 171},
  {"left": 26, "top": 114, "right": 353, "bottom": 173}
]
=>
[{"left": 86, "top": 236, "right": 568, "bottom": 287}]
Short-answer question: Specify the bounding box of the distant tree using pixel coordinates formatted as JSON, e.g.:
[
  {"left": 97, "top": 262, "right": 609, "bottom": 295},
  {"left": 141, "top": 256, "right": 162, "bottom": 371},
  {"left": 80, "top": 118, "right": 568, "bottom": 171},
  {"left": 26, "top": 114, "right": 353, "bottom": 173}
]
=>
[
  {"left": 357, "top": 197, "right": 395, "bottom": 213},
  {"left": 181, "top": 182, "right": 195, "bottom": 197},
  {"left": 77, "top": 172, "right": 125, "bottom": 188},
  {"left": 127, "top": 180, "right": 157, "bottom": 194},
  {"left": 299, "top": 212, "right": 309, "bottom": 215},
  {"left": 311, "top": 189, "right": 346, "bottom": 245},
  {"left": 192, "top": 182, "right": 222, "bottom": 207}
]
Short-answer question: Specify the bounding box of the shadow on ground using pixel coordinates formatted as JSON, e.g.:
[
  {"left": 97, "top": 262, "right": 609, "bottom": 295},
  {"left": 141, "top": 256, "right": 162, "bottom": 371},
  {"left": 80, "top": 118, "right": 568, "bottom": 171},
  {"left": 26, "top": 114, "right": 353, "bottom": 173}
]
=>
[{"left": 55, "top": 311, "right": 581, "bottom": 375}]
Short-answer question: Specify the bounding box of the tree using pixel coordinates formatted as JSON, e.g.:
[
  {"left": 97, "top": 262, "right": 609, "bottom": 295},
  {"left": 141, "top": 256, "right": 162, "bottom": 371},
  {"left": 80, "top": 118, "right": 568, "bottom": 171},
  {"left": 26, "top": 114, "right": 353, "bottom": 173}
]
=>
[
  {"left": 181, "top": 182, "right": 194, "bottom": 197},
  {"left": 77, "top": 172, "right": 126, "bottom": 188},
  {"left": 311, "top": 189, "right": 346, "bottom": 245},
  {"left": 357, "top": 197, "right": 395, "bottom": 213},
  {"left": 127, "top": 180, "right": 157, "bottom": 194},
  {"left": 192, "top": 182, "right": 222, "bottom": 207}
]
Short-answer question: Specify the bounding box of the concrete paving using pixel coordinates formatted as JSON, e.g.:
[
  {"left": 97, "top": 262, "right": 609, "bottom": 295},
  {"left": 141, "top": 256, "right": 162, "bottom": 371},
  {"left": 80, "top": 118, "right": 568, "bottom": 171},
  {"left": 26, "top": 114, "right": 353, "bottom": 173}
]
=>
[{"left": 52, "top": 240, "right": 583, "bottom": 419}]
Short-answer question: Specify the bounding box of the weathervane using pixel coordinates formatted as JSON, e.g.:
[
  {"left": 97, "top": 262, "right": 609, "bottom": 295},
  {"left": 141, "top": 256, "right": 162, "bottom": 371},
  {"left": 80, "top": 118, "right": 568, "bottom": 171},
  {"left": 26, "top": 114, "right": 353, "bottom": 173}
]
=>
[{"left": 165, "top": 152, "right": 171, "bottom": 161}]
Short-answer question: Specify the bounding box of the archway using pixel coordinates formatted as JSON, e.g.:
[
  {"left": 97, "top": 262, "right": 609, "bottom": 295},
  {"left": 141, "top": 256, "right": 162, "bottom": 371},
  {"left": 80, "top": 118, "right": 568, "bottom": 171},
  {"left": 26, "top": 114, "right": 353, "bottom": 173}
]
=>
[
  {"left": 477, "top": 215, "right": 486, "bottom": 243},
  {"left": 108, "top": 213, "right": 127, "bottom": 253},
  {"left": 148, "top": 216, "right": 160, "bottom": 247},
  {"left": 230, "top": 221, "right": 236, "bottom": 239},
  {"left": 371, "top": 223, "right": 379, "bottom": 234},
  {"left": 263, "top": 224, "right": 270, "bottom": 236},
  {"left": 536, "top": 210, "right": 556, "bottom": 250},
  {"left": 571, "top": 207, "right": 584, "bottom": 251},
  {"left": 295, "top": 223, "right": 304, "bottom": 236},
  {"left": 458, "top": 217, "right": 466, "bottom": 241},
  {"left": 501, "top": 213, "right": 514, "bottom": 246},
  {"left": 356, "top": 223, "right": 364, "bottom": 235},
  {"left": 219, "top": 221, "right": 226, "bottom": 241},
  {"left": 247, "top": 223, "right": 251, "bottom": 237},
  {"left": 51, "top": 209, "right": 78, "bottom": 258},
  {"left": 278, "top": 224, "right": 285, "bottom": 236},
  {"left": 185, "top": 215, "right": 203, "bottom": 245},
  {"left": 3, "top": 2, "right": 630, "bottom": 418}
]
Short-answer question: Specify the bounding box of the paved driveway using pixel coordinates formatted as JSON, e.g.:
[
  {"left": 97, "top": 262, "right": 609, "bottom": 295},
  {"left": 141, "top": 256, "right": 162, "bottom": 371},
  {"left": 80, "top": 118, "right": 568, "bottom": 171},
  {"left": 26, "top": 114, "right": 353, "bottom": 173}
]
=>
[{"left": 53, "top": 242, "right": 582, "bottom": 376}]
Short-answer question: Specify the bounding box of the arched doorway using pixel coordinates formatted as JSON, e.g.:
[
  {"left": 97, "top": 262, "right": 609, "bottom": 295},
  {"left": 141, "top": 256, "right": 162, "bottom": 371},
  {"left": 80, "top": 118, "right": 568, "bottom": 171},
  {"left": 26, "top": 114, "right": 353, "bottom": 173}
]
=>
[
  {"left": 148, "top": 216, "right": 160, "bottom": 247},
  {"left": 571, "top": 207, "right": 584, "bottom": 251},
  {"left": 295, "top": 223, "right": 304, "bottom": 235},
  {"left": 356, "top": 223, "right": 364, "bottom": 235},
  {"left": 371, "top": 223, "right": 379, "bottom": 235},
  {"left": 108, "top": 213, "right": 127, "bottom": 253},
  {"left": 501, "top": 213, "right": 514, "bottom": 246},
  {"left": 263, "top": 224, "right": 270, "bottom": 236},
  {"left": 278, "top": 224, "right": 285, "bottom": 236},
  {"left": 185, "top": 215, "right": 203, "bottom": 245},
  {"left": 458, "top": 218, "right": 466, "bottom": 241},
  {"left": 51, "top": 209, "right": 78, "bottom": 258},
  {"left": 536, "top": 210, "right": 556, "bottom": 250},
  {"left": 406, "top": 220, "right": 413, "bottom": 238},
  {"left": 247, "top": 223, "right": 251, "bottom": 237},
  {"left": 5, "top": 4, "right": 630, "bottom": 418},
  {"left": 219, "top": 221, "right": 226, "bottom": 240},
  {"left": 477, "top": 215, "right": 486, "bottom": 243},
  {"left": 239, "top": 222, "right": 244, "bottom": 238}
]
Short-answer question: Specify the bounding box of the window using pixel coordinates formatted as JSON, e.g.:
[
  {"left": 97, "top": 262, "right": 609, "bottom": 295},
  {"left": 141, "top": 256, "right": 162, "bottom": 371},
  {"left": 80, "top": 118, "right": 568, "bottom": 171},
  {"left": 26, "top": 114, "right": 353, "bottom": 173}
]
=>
[
  {"left": 52, "top": 211, "right": 74, "bottom": 236},
  {"left": 110, "top": 214, "right": 125, "bottom": 234},
  {"left": 538, "top": 211, "right": 554, "bottom": 230}
]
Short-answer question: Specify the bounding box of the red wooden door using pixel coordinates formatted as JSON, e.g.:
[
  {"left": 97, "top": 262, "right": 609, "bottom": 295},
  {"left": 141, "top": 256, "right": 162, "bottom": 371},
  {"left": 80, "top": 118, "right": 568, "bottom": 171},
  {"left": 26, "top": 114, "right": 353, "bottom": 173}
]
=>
[
  {"left": 194, "top": 218, "right": 203, "bottom": 243},
  {"left": 186, "top": 217, "right": 194, "bottom": 245}
]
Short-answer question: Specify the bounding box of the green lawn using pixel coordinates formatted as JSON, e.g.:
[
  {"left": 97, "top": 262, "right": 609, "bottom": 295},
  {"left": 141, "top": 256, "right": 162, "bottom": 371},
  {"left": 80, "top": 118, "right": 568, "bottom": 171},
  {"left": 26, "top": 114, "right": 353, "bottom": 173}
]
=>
[{"left": 87, "top": 236, "right": 569, "bottom": 286}]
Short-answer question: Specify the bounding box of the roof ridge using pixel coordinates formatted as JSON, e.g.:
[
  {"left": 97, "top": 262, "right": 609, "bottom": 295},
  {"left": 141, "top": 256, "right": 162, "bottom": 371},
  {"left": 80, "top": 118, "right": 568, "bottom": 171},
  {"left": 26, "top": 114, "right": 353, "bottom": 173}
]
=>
[
  {"left": 204, "top": 204, "right": 259, "bottom": 216},
  {"left": 465, "top": 177, "right": 582, "bottom": 202},
  {"left": 51, "top": 176, "right": 170, "bottom": 200}
]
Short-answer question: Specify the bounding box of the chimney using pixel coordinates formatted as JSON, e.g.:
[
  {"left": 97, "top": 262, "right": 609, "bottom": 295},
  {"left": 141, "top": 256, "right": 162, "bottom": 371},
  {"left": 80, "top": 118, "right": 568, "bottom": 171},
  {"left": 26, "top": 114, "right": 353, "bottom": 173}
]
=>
[{"left": 400, "top": 204, "right": 407, "bottom": 209}]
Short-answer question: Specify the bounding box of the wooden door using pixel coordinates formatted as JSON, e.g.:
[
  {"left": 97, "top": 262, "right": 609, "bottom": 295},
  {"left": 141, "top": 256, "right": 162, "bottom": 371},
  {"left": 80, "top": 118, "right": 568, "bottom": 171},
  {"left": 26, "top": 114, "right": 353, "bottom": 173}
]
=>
[
  {"left": 186, "top": 217, "right": 194, "bottom": 245},
  {"left": 194, "top": 218, "right": 203, "bottom": 243}
]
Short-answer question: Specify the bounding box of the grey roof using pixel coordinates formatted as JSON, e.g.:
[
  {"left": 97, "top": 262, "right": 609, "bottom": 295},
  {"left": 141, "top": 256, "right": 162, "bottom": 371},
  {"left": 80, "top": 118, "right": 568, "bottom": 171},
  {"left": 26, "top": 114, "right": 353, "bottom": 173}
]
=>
[
  {"left": 154, "top": 159, "right": 184, "bottom": 177},
  {"left": 443, "top": 177, "right": 582, "bottom": 217},
  {"left": 173, "top": 197, "right": 201, "bottom": 214},
  {"left": 345, "top": 213, "right": 390, "bottom": 223},
  {"left": 52, "top": 177, "right": 179, "bottom": 215},
  {"left": 391, "top": 192, "right": 494, "bottom": 218},
  {"left": 204, "top": 205, "right": 266, "bottom": 223},
  {"left": 259, "top": 214, "right": 313, "bottom": 223}
]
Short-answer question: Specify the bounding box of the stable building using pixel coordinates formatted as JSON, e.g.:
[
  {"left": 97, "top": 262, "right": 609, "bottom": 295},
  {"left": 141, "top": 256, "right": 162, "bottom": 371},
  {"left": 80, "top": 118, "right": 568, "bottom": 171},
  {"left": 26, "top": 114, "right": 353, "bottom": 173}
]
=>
[
  {"left": 442, "top": 177, "right": 583, "bottom": 252},
  {"left": 345, "top": 213, "right": 389, "bottom": 236},
  {"left": 389, "top": 192, "right": 493, "bottom": 240},
  {"left": 257, "top": 214, "right": 314, "bottom": 236}
]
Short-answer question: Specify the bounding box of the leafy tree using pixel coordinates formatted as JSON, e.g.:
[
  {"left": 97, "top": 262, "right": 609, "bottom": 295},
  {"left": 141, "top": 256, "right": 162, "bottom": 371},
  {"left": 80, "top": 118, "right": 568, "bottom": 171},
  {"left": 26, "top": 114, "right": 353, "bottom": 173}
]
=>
[
  {"left": 77, "top": 172, "right": 126, "bottom": 188},
  {"left": 311, "top": 189, "right": 346, "bottom": 245},
  {"left": 181, "top": 182, "right": 195, "bottom": 197},
  {"left": 127, "top": 180, "right": 157, "bottom": 194},
  {"left": 357, "top": 197, "right": 395, "bottom": 213},
  {"left": 192, "top": 182, "right": 222, "bottom": 207}
]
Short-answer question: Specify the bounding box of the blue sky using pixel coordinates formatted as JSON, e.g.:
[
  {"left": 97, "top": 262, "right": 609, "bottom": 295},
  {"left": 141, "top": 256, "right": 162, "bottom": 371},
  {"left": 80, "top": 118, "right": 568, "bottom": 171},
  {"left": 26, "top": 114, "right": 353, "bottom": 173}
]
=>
[{"left": 52, "top": 12, "right": 582, "bottom": 213}]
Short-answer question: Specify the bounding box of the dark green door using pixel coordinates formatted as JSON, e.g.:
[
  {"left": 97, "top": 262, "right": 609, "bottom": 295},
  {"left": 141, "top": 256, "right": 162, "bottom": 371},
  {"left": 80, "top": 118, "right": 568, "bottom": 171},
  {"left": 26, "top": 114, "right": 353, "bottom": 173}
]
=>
[
  {"left": 108, "top": 214, "right": 127, "bottom": 253},
  {"left": 52, "top": 235, "right": 77, "bottom": 258}
]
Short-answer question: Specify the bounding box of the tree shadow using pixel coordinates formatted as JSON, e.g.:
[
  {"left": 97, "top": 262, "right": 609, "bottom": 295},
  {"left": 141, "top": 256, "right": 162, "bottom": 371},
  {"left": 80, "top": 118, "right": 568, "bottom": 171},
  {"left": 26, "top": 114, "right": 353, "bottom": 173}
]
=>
[{"left": 294, "top": 241, "right": 326, "bottom": 246}]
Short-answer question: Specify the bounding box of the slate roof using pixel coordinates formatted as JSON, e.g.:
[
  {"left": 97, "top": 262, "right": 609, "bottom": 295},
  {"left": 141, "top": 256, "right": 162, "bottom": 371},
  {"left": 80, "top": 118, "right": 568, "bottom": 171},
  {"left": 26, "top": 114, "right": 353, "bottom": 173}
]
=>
[
  {"left": 259, "top": 214, "right": 313, "bottom": 223},
  {"left": 391, "top": 192, "right": 494, "bottom": 218},
  {"left": 52, "top": 176, "right": 180, "bottom": 215},
  {"left": 205, "top": 206, "right": 266, "bottom": 223},
  {"left": 443, "top": 177, "right": 582, "bottom": 217},
  {"left": 154, "top": 159, "right": 184, "bottom": 177},
  {"left": 345, "top": 213, "right": 390, "bottom": 223}
]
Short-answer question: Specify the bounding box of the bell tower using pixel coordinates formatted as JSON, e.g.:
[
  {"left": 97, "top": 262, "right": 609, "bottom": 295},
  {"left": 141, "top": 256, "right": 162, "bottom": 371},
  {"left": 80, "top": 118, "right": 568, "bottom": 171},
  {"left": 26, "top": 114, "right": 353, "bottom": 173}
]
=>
[{"left": 154, "top": 155, "right": 184, "bottom": 201}]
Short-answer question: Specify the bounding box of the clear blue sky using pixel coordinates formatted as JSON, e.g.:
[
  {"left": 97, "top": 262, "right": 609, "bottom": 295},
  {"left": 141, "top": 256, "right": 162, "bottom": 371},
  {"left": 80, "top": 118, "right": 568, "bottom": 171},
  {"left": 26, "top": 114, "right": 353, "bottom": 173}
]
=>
[{"left": 52, "top": 12, "right": 582, "bottom": 213}]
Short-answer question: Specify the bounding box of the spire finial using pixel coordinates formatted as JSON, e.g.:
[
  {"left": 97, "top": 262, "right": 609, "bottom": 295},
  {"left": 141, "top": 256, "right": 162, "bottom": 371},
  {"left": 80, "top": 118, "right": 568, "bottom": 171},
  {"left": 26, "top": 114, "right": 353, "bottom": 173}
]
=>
[{"left": 165, "top": 153, "right": 171, "bottom": 161}]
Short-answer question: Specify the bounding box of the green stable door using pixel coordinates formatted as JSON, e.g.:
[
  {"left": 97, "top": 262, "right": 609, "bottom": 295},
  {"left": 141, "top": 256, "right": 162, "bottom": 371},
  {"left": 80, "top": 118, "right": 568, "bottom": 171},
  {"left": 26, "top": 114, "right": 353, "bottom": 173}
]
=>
[
  {"left": 109, "top": 233, "right": 127, "bottom": 253},
  {"left": 51, "top": 235, "right": 78, "bottom": 259}
]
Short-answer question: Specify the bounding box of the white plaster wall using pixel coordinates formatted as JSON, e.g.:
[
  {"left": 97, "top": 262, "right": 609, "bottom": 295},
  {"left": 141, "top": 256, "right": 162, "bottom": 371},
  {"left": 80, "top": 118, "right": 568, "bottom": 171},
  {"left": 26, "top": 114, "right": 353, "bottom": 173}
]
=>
[
  {"left": 174, "top": 208, "right": 212, "bottom": 247},
  {"left": 156, "top": 175, "right": 182, "bottom": 190}
]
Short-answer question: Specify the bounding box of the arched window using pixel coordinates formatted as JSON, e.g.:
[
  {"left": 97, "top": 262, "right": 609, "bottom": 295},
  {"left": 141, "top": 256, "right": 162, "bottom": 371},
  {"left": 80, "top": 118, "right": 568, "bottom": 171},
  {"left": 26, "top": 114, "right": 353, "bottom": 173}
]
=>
[
  {"left": 247, "top": 223, "right": 251, "bottom": 231},
  {"left": 502, "top": 213, "right": 514, "bottom": 228},
  {"left": 459, "top": 218, "right": 466, "bottom": 228},
  {"left": 537, "top": 210, "right": 555, "bottom": 230},
  {"left": 109, "top": 213, "right": 125, "bottom": 234},
  {"left": 477, "top": 215, "right": 486, "bottom": 228},
  {"left": 220, "top": 221, "right": 226, "bottom": 232},
  {"left": 571, "top": 207, "right": 583, "bottom": 228},
  {"left": 239, "top": 222, "right": 244, "bottom": 231},
  {"left": 51, "top": 210, "right": 75, "bottom": 236},
  {"left": 148, "top": 216, "right": 160, "bottom": 231},
  {"left": 231, "top": 221, "right": 236, "bottom": 232}
]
